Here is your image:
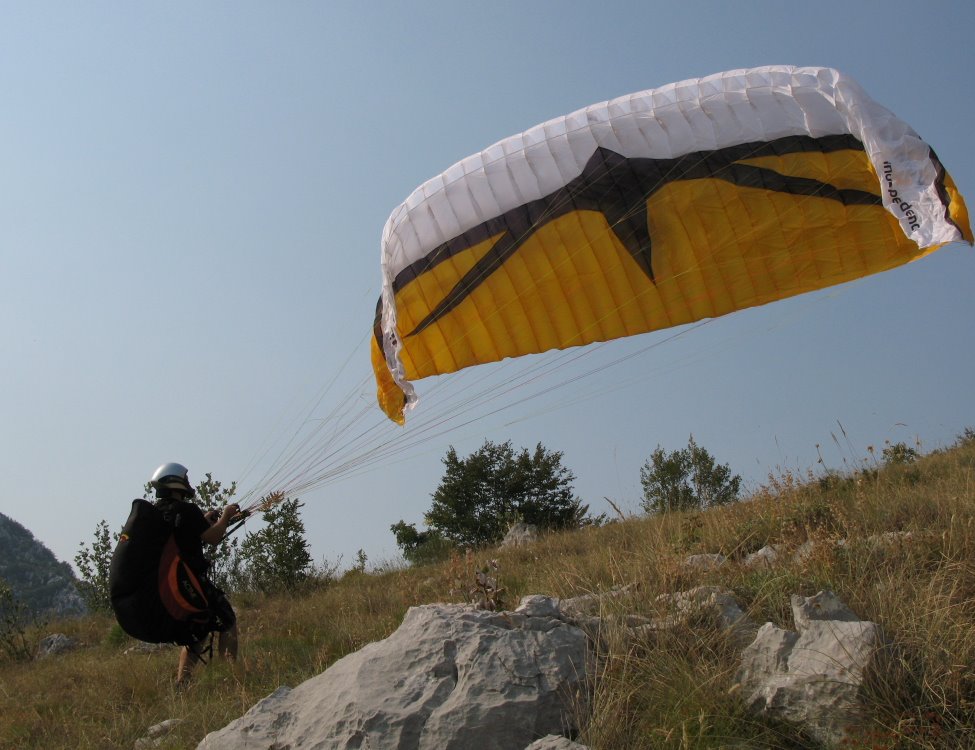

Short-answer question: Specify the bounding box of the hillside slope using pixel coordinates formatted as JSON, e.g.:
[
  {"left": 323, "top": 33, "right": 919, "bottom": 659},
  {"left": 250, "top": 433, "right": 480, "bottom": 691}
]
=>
[
  {"left": 1, "top": 437, "right": 973, "bottom": 749},
  {"left": 0, "top": 512, "right": 86, "bottom": 619}
]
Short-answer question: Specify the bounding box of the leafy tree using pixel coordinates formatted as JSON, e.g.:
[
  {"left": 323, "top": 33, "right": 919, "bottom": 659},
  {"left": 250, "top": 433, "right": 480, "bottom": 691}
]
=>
[
  {"left": 640, "top": 435, "right": 741, "bottom": 514},
  {"left": 194, "top": 473, "right": 243, "bottom": 591},
  {"left": 351, "top": 549, "right": 368, "bottom": 574},
  {"left": 390, "top": 521, "right": 454, "bottom": 566},
  {"left": 74, "top": 520, "right": 116, "bottom": 611},
  {"left": 416, "top": 440, "right": 589, "bottom": 548},
  {"left": 882, "top": 441, "right": 919, "bottom": 466},
  {"left": 238, "top": 498, "right": 312, "bottom": 593}
]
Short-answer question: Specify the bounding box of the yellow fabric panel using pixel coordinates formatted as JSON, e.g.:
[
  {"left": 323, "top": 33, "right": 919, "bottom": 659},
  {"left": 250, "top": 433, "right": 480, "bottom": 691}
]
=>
[
  {"left": 370, "top": 336, "right": 405, "bottom": 425},
  {"left": 645, "top": 179, "right": 916, "bottom": 323},
  {"left": 396, "top": 212, "right": 659, "bottom": 382},
  {"left": 389, "top": 181, "right": 924, "bottom": 387},
  {"left": 944, "top": 172, "right": 973, "bottom": 243},
  {"left": 741, "top": 149, "right": 972, "bottom": 245},
  {"left": 738, "top": 149, "right": 879, "bottom": 192},
  {"left": 392, "top": 232, "right": 505, "bottom": 377}
]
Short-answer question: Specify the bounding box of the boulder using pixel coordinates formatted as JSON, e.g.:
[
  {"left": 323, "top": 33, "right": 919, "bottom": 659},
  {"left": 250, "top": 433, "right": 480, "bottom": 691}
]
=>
[
  {"left": 35, "top": 633, "right": 77, "bottom": 659},
  {"left": 134, "top": 719, "right": 183, "bottom": 749},
  {"left": 865, "top": 530, "right": 915, "bottom": 548},
  {"left": 502, "top": 522, "right": 539, "bottom": 547},
  {"left": 557, "top": 585, "right": 637, "bottom": 619},
  {"left": 792, "top": 539, "right": 819, "bottom": 565},
  {"left": 198, "top": 602, "right": 590, "bottom": 750},
  {"left": 629, "top": 587, "right": 758, "bottom": 647},
  {"left": 790, "top": 590, "right": 859, "bottom": 633},
  {"left": 742, "top": 545, "right": 780, "bottom": 569},
  {"left": 665, "top": 586, "right": 756, "bottom": 640},
  {"left": 516, "top": 594, "right": 566, "bottom": 620},
  {"left": 736, "top": 591, "right": 883, "bottom": 746},
  {"left": 524, "top": 736, "right": 589, "bottom": 749}
]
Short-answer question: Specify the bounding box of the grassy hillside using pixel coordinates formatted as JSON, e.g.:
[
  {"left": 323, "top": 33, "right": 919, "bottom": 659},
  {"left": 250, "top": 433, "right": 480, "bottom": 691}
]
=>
[{"left": 2, "top": 437, "right": 974, "bottom": 749}]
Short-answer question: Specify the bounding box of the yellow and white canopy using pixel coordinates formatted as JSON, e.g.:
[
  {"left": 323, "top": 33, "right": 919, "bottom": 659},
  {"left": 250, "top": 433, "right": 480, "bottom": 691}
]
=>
[{"left": 373, "top": 66, "right": 971, "bottom": 423}]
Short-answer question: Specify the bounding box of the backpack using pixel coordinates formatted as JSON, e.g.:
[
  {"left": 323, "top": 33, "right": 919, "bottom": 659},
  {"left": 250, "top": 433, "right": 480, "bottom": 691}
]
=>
[{"left": 109, "top": 499, "right": 216, "bottom": 647}]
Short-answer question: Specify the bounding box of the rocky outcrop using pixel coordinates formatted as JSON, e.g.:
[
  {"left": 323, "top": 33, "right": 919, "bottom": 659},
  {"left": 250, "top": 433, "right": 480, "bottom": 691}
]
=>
[
  {"left": 557, "top": 584, "right": 637, "bottom": 620},
  {"left": 502, "top": 522, "right": 540, "bottom": 547},
  {"left": 135, "top": 719, "right": 184, "bottom": 749},
  {"left": 35, "top": 633, "right": 77, "bottom": 659},
  {"left": 0, "top": 512, "right": 86, "bottom": 619},
  {"left": 524, "top": 736, "right": 590, "bottom": 749},
  {"left": 742, "top": 545, "right": 780, "bottom": 568},
  {"left": 197, "top": 569, "right": 888, "bottom": 750},
  {"left": 736, "top": 591, "right": 883, "bottom": 746},
  {"left": 198, "top": 602, "right": 590, "bottom": 750},
  {"left": 645, "top": 586, "right": 759, "bottom": 647}
]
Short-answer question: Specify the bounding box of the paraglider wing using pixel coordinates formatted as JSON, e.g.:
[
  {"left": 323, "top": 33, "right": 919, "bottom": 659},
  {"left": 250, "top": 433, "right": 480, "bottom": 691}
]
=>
[{"left": 373, "top": 66, "right": 972, "bottom": 424}]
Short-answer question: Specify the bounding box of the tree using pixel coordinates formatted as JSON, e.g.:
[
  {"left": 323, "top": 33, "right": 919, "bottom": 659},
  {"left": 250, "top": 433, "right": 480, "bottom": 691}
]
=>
[
  {"left": 193, "top": 473, "right": 243, "bottom": 591},
  {"left": 0, "top": 577, "right": 35, "bottom": 662},
  {"left": 238, "top": 498, "right": 312, "bottom": 593},
  {"left": 640, "top": 435, "right": 741, "bottom": 514},
  {"left": 882, "top": 441, "right": 919, "bottom": 466},
  {"left": 74, "top": 520, "right": 116, "bottom": 611},
  {"left": 415, "top": 440, "right": 588, "bottom": 548},
  {"left": 390, "top": 521, "right": 453, "bottom": 566}
]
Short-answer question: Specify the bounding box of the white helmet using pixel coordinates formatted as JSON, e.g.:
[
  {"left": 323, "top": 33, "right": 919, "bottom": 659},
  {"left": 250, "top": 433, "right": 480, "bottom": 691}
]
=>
[{"left": 150, "top": 462, "right": 196, "bottom": 499}]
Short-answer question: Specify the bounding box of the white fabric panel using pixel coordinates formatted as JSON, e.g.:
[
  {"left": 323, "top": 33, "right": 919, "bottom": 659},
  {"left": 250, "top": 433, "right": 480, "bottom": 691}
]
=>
[{"left": 383, "top": 65, "right": 963, "bottom": 283}]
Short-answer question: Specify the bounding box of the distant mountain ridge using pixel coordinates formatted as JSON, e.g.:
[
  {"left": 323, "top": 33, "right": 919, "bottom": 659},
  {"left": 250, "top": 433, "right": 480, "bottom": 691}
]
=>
[{"left": 0, "top": 512, "right": 86, "bottom": 619}]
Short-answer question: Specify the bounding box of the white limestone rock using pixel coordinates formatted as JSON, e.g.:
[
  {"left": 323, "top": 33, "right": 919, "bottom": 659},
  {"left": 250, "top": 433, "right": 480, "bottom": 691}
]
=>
[
  {"left": 737, "top": 591, "right": 883, "bottom": 746},
  {"left": 502, "top": 522, "right": 539, "bottom": 547},
  {"left": 742, "top": 545, "right": 780, "bottom": 569},
  {"left": 35, "top": 633, "right": 77, "bottom": 659},
  {"left": 134, "top": 718, "right": 183, "bottom": 749},
  {"left": 524, "top": 735, "right": 589, "bottom": 749},
  {"left": 198, "top": 603, "right": 589, "bottom": 750}
]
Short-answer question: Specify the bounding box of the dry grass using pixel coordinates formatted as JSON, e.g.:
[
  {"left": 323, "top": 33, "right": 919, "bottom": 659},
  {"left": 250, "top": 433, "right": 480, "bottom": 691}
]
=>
[{"left": 2, "top": 439, "right": 974, "bottom": 749}]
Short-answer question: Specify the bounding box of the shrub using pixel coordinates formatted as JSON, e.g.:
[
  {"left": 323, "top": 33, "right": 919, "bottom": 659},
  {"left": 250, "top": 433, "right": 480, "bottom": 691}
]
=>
[
  {"left": 390, "top": 521, "right": 455, "bottom": 566},
  {"left": 640, "top": 435, "right": 741, "bottom": 514},
  {"left": 883, "top": 441, "right": 920, "bottom": 466},
  {"left": 418, "top": 440, "right": 590, "bottom": 549},
  {"left": 0, "top": 578, "right": 34, "bottom": 662},
  {"left": 238, "top": 498, "right": 313, "bottom": 594},
  {"left": 74, "top": 520, "right": 115, "bottom": 612}
]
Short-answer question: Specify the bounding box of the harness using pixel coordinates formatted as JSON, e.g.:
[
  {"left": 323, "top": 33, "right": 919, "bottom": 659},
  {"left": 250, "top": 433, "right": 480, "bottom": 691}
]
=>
[{"left": 109, "top": 499, "right": 221, "bottom": 647}]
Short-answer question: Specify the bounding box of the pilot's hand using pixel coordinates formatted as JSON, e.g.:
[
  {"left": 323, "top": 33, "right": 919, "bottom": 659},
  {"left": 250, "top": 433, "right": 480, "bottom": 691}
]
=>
[{"left": 219, "top": 503, "right": 241, "bottom": 523}]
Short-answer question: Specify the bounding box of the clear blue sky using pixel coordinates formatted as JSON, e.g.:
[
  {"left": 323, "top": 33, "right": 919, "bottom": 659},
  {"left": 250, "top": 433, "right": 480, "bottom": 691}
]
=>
[{"left": 1, "top": 2, "right": 972, "bottom": 571}]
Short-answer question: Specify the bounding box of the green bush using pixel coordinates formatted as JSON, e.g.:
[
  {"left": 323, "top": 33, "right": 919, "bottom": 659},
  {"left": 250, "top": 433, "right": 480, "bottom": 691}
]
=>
[
  {"left": 390, "top": 522, "right": 455, "bottom": 566},
  {"left": 238, "top": 498, "right": 313, "bottom": 594},
  {"left": 640, "top": 435, "right": 742, "bottom": 514},
  {"left": 0, "top": 578, "right": 34, "bottom": 662},
  {"left": 405, "top": 440, "right": 592, "bottom": 551},
  {"left": 74, "top": 520, "right": 115, "bottom": 612}
]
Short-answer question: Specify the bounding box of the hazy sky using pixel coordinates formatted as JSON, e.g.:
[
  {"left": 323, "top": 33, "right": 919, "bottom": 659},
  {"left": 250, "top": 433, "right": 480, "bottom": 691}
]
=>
[{"left": 2, "top": 2, "right": 972, "bottom": 572}]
